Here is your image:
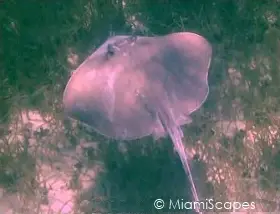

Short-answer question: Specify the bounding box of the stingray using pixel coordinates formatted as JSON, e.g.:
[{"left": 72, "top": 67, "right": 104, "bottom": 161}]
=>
[{"left": 63, "top": 32, "right": 212, "bottom": 213}]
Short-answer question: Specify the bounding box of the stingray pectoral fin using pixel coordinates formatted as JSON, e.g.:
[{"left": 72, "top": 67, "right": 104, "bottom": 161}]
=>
[
  {"left": 152, "top": 119, "right": 167, "bottom": 141},
  {"left": 152, "top": 119, "right": 185, "bottom": 141},
  {"left": 177, "top": 114, "right": 192, "bottom": 126}
]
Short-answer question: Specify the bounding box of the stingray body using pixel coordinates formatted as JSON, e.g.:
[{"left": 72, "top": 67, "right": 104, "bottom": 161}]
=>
[{"left": 63, "top": 32, "right": 212, "bottom": 213}]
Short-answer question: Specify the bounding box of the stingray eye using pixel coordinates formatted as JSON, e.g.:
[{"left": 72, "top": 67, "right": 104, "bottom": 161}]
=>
[
  {"left": 129, "top": 35, "right": 137, "bottom": 43},
  {"left": 107, "top": 44, "right": 116, "bottom": 57},
  {"left": 120, "top": 128, "right": 128, "bottom": 139}
]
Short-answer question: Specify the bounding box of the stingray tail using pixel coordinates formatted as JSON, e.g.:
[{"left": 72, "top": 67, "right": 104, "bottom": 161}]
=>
[
  {"left": 169, "top": 127, "right": 201, "bottom": 213},
  {"left": 157, "top": 105, "right": 202, "bottom": 214}
]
